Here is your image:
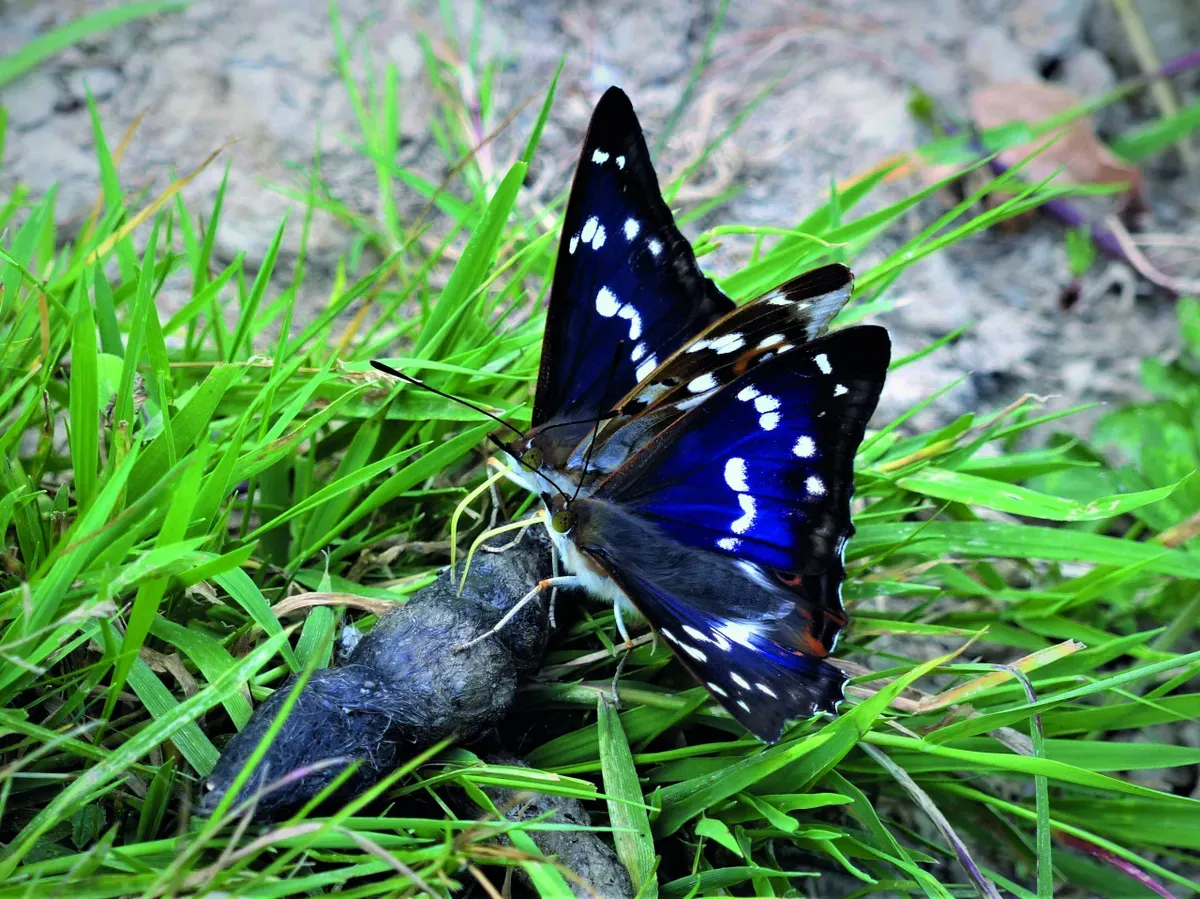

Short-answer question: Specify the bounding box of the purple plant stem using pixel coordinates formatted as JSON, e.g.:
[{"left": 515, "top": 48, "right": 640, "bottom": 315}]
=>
[
  {"left": 1058, "top": 833, "right": 1179, "bottom": 899},
  {"left": 940, "top": 45, "right": 1200, "bottom": 282},
  {"left": 1155, "top": 48, "right": 1200, "bottom": 81}
]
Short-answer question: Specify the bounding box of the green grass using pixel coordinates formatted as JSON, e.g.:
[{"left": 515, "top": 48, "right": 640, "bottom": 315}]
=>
[{"left": 2, "top": 9, "right": 1200, "bottom": 898}]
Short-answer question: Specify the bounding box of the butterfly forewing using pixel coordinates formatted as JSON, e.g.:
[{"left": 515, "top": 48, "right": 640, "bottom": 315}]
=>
[
  {"left": 531, "top": 87, "right": 734, "bottom": 430},
  {"left": 593, "top": 325, "right": 891, "bottom": 575},
  {"left": 570, "top": 263, "right": 856, "bottom": 476}
]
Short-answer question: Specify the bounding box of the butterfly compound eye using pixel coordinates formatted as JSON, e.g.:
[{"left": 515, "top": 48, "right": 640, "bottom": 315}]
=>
[
  {"left": 550, "top": 509, "right": 575, "bottom": 534},
  {"left": 521, "top": 446, "right": 544, "bottom": 470}
]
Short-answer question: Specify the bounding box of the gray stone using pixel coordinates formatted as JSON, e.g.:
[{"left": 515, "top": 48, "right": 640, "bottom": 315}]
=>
[
  {"left": 1058, "top": 46, "right": 1128, "bottom": 136},
  {"left": 1, "top": 71, "right": 62, "bottom": 130},
  {"left": 64, "top": 66, "right": 124, "bottom": 103},
  {"left": 1010, "top": 0, "right": 1089, "bottom": 59},
  {"left": 966, "top": 25, "right": 1036, "bottom": 87}
]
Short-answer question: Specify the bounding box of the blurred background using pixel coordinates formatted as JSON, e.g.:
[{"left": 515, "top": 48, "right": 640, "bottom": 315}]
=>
[{"left": 2, "top": 0, "right": 1197, "bottom": 435}]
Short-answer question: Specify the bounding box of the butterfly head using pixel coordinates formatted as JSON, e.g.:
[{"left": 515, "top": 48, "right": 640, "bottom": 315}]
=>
[
  {"left": 492, "top": 427, "right": 574, "bottom": 500},
  {"left": 549, "top": 504, "right": 576, "bottom": 536}
]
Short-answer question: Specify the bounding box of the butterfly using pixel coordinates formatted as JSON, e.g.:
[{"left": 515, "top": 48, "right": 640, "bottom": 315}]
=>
[
  {"left": 496, "top": 86, "right": 856, "bottom": 505},
  {"left": 374, "top": 86, "right": 890, "bottom": 742}
]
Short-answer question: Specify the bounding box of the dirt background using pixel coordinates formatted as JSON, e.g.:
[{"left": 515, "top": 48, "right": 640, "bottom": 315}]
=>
[{"left": 2, "top": 0, "right": 1199, "bottom": 431}]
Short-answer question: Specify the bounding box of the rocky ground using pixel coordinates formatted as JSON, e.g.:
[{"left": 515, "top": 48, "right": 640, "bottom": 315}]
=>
[{"left": 2, "top": 0, "right": 1198, "bottom": 433}]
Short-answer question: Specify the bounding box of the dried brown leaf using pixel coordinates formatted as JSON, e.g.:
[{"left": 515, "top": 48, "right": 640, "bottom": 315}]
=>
[{"left": 969, "top": 81, "right": 1143, "bottom": 199}]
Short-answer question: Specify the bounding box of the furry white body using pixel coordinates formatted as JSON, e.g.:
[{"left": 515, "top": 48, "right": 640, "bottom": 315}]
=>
[{"left": 499, "top": 450, "right": 642, "bottom": 630}]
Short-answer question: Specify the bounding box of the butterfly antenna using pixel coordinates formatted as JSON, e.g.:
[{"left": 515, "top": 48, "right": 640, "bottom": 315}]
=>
[
  {"left": 371, "top": 360, "right": 575, "bottom": 504},
  {"left": 370, "top": 360, "right": 526, "bottom": 441},
  {"left": 536, "top": 410, "right": 623, "bottom": 435}
]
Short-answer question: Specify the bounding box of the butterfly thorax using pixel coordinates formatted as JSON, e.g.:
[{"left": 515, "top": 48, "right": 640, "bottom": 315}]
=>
[{"left": 495, "top": 415, "right": 630, "bottom": 502}]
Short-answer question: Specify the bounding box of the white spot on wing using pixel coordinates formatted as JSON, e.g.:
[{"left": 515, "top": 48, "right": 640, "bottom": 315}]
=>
[
  {"left": 758, "top": 333, "right": 785, "bottom": 348},
  {"left": 716, "top": 536, "right": 740, "bottom": 551},
  {"left": 618, "top": 303, "right": 642, "bottom": 340},
  {"left": 793, "top": 435, "right": 817, "bottom": 458},
  {"left": 834, "top": 383, "right": 849, "bottom": 397},
  {"left": 731, "top": 493, "right": 756, "bottom": 533},
  {"left": 806, "top": 475, "right": 826, "bottom": 496},
  {"left": 675, "top": 392, "right": 710, "bottom": 411},
  {"left": 754, "top": 394, "right": 779, "bottom": 413},
  {"left": 681, "top": 643, "right": 707, "bottom": 662},
  {"left": 688, "top": 372, "right": 717, "bottom": 393},
  {"left": 686, "top": 339, "right": 711, "bottom": 354},
  {"left": 756, "top": 682, "right": 779, "bottom": 698},
  {"left": 737, "top": 385, "right": 760, "bottom": 403},
  {"left": 707, "top": 681, "right": 728, "bottom": 697},
  {"left": 592, "top": 224, "right": 607, "bottom": 249},
  {"left": 596, "top": 286, "right": 619, "bottom": 317},
  {"left": 731, "top": 672, "right": 751, "bottom": 690},
  {"left": 759, "top": 412, "right": 780, "bottom": 431},
  {"left": 624, "top": 218, "right": 640, "bottom": 240},
  {"left": 737, "top": 700, "right": 751, "bottom": 712},
  {"left": 616, "top": 155, "right": 626, "bottom": 169},
  {"left": 724, "top": 457, "right": 748, "bottom": 492},
  {"left": 569, "top": 234, "right": 579, "bottom": 254},
  {"left": 683, "top": 625, "right": 711, "bottom": 643},
  {"left": 717, "top": 621, "right": 757, "bottom": 648},
  {"left": 635, "top": 355, "right": 658, "bottom": 382},
  {"left": 581, "top": 217, "right": 598, "bottom": 244},
  {"left": 661, "top": 628, "right": 679, "bottom": 644},
  {"left": 647, "top": 238, "right": 663, "bottom": 256},
  {"left": 710, "top": 332, "right": 745, "bottom": 355},
  {"left": 815, "top": 353, "right": 832, "bottom": 375},
  {"left": 631, "top": 342, "right": 647, "bottom": 362},
  {"left": 592, "top": 149, "right": 610, "bottom": 164}
]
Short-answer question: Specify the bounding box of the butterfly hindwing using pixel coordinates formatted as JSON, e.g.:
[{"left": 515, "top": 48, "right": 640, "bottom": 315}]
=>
[
  {"left": 620, "top": 263, "right": 855, "bottom": 414},
  {"left": 592, "top": 325, "right": 891, "bottom": 574},
  {"left": 531, "top": 87, "right": 734, "bottom": 429},
  {"left": 570, "top": 500, "right": 848, "bottom": 742}
]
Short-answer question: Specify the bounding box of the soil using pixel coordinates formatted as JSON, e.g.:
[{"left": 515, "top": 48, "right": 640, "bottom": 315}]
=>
[{"left": 3, "top": 0, "right": 1198, "bottom": 435}]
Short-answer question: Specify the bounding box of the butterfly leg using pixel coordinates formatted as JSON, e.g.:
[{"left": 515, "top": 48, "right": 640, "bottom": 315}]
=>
[
  {"left": 613, "top": 596, "right": 634, "bottom": 648},
  {"left": 548, "top": 546, "right": 561, "bottom": 629},
  {"left": 610, "top": 643, "right": 631, "bottom": 707},
  {"left": 454, "top": 575, "right": 580, "bottom": 652}
]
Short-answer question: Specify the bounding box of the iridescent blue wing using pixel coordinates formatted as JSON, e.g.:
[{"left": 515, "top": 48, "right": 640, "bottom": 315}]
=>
[
  {"left": 572, "top": 264, "right": 856, "bottom": 479},
  {"left": 531, "top": 86, "right": 734, "bottom": 428},
  {"left": 592, "top": 325, "right": 890, "bottom": 574},
  {"left": 572, "top": 501, "right": 849, "bottom": 742}
]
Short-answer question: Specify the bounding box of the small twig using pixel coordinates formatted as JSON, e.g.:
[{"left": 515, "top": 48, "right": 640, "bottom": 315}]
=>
[
  {"left": 1158, "top": 509, "right": 1200, "bottom": 549},
  {"left": 335, "top": 826, "right": 441, "bottom": 897},
  {"left": 1110, "top": 0, "right": 1199, "bottom": 171},
  {"left": 1104, "top": 214, "right": 1200, "bottom": 295},
  {"left": 862, "top": 743, "right": 1004, "bottom": 899},
  {"left": 272, "top": 592, "right": 400, "bottom": 619},
  {"left": 467, "top": 864, "right": 506, "bottom": 899},
  {"left": 540, "top": 633, "right": 657, "bottom": 677},
  {"left": 1126, "top": 233, "right": 1200, "bottom": 250}
]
